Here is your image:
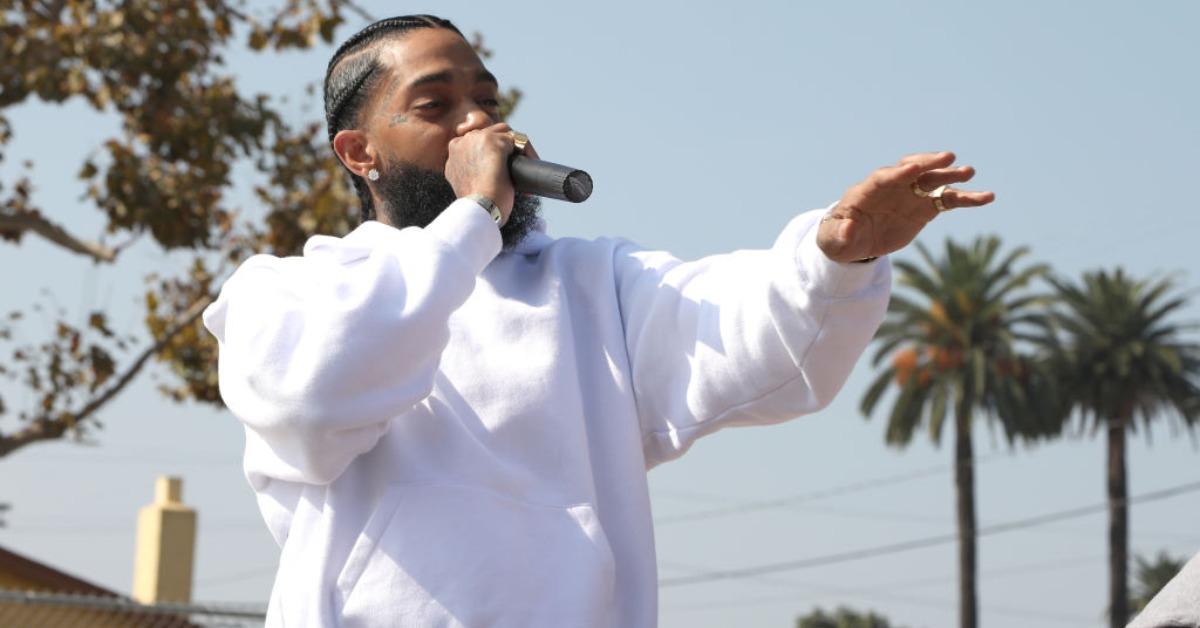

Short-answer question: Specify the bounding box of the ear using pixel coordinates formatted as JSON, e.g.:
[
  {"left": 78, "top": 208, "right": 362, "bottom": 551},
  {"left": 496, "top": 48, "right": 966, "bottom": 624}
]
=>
[{"left": 332, "top": 129, "right": 376, "bottom": 178}]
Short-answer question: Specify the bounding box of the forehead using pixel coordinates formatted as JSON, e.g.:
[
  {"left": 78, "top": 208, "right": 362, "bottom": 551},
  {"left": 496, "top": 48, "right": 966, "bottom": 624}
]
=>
[{"left": 377, "top": 28, "right": 486, "bottom": 83}]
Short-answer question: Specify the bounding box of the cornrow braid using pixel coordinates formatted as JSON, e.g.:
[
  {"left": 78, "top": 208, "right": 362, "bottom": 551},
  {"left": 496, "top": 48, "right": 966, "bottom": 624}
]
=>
[{"left": 323, "top": 15, "right": 464, "bottom": 223}]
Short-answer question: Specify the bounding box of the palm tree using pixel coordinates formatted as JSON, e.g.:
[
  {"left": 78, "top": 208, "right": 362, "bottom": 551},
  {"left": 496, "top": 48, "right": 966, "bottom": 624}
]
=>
[
  {"left": 861, "top": 236, "right": 1055, "bottom": 628},
  {"left": 796, "top": 606, "right": 906, "bottom": 628},
  {"left": 1044, "top": 270, "right": 1200, "bottom": 628},
  {"left": 1130, "top": 550, "right": 1187, "bottom": 615}
]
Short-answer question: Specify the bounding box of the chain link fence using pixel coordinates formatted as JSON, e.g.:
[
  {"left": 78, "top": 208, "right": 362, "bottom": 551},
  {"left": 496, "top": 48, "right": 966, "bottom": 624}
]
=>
[{"left": 0, "top": 588, "right": 265, "bottom": 627}]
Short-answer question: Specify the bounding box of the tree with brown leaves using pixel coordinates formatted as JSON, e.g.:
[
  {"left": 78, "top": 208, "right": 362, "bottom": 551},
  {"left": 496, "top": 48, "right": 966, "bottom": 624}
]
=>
[{"left": 0, "top": 1, "right": 517, "bottom": 457}]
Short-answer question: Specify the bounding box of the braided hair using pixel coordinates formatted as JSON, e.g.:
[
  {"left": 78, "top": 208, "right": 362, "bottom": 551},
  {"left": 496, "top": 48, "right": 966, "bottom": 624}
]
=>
[{"left": 324, "top": 15, "right": 464, "bottom": 223}]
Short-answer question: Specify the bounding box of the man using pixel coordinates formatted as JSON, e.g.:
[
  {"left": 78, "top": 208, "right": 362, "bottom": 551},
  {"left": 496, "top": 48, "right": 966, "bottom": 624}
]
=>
[{"left": 202, "top": 14, "right": 994, "bottom": 627}]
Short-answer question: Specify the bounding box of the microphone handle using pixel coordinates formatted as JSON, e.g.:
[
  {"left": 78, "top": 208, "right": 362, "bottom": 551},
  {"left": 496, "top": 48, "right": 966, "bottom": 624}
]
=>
[{"left": 509, "top": 155, "right": 593, "bottom": 203}]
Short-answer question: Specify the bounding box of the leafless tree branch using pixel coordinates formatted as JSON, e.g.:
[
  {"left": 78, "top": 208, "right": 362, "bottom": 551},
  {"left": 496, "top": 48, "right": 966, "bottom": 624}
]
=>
[{"left": 0, "top": 209, "right": 119, "bottom": 263}]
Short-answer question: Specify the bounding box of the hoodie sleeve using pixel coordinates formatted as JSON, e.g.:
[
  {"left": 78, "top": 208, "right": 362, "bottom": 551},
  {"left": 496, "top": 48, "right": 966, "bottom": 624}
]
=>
[
  {"left": 614, "top": 208, "right": 892, "bottom": 468},
  {"left": 202, "top": 199, "right": 501, "bottom": 486}
]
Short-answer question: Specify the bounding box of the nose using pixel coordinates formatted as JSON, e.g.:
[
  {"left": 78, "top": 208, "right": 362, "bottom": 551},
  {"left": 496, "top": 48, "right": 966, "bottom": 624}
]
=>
[{"left": 454, "top": 106, "right": 495, "bottom": 137}]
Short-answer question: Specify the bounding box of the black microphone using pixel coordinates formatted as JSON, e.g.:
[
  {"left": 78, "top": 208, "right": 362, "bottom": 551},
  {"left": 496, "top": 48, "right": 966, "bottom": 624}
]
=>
[{"left": 509, "top": 155, "right": 593, "bottom": 203}]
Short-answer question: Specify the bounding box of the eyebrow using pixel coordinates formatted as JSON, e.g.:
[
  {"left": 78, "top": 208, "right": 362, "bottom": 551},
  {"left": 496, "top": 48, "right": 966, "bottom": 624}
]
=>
[{"left": 408, "top": 69, "right": 499, "bottom": 90}]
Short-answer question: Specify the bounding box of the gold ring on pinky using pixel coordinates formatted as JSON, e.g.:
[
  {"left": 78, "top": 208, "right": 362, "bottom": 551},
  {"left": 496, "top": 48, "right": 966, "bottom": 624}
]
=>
[
  {"left": 929, "top": 185, "right": 952, "bottom": 212},
  {"left": 913, "top": 183, "right": 952, "bottom": 211},
  {"left": 508, "top": 131, "right": 529, "bottom": 153}
]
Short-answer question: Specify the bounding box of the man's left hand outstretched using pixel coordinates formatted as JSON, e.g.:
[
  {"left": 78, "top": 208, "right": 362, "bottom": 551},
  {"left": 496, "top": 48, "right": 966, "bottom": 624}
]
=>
[{"left": 817, "top": 151, "right": 996, "bottom": 263}]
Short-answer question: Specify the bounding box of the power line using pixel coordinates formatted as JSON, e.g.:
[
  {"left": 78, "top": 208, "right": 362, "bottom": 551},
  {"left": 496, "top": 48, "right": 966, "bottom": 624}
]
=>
[
  {"left": 659, "top": 479, "right": 1200, "bottom": 587},
  {"left": 661, "top": 552, "right": 1106, "bottom": 591},
  {"left": 659, "top": 555, "right": 1102, "bottom": 624},
  {"left": 855, "top": 552, "right": 1106, "bottom": 593},
  {"left": 656, "top": 492, "right": 948, "bottom": 524},
  {"left": 662, "top": 491, "right": 1200, "bottom": 542},
  {"left": 653, "top": 455, "right": 1002, "bottom": 526},
  {"left": 658, "top": 485, "right": 1200, "bottom": 543}
]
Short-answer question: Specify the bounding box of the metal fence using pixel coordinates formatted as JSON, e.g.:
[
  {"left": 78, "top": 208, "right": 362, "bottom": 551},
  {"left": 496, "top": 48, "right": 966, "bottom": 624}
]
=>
[{"left": 0, "top": 588, "right": 265, "bottom": 627}]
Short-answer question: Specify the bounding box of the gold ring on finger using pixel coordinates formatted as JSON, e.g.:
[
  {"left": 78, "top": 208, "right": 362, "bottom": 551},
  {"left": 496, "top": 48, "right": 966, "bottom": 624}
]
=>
[
  {"left": 912, "top": 183, "right": 949, "bottom": 199},
  {"left": 508, "top": 130, "right": 529, "bottom": 153},
  {"left": 932, "top": 186, "right": 954, "bottom": 211}
]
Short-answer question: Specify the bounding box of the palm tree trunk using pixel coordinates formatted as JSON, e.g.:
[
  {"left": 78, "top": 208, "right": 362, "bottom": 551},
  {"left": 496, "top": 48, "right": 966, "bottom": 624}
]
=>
[
  {"left": 1108, "top": 414, "right": 1129, "bottom": 628},
  {"left": 955, "top": 401, "right": 978, "bottom": 628}
]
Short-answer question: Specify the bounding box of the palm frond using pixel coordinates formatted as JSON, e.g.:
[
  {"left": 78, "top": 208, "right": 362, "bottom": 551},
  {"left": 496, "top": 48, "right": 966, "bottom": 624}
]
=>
[
  {"left": 861, "top": 366, "right": 896, "bottom": 417},
  {"left": 894, "top": 260, "right": 943, "bottom": 301},
  {"left": 862, "top": 235, "right": 1058, "bottom": 447},
  {"left": 886, "top": 381, "right": 929, "bottom": 447},
  {"left": 1047, "top": 268, "right": 1200, "bottom": 439}
]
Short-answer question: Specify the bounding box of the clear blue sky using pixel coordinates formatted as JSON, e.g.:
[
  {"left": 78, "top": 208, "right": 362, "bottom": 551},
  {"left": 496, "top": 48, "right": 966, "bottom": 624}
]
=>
[{"left": 1, "top": 2, "right": 1198, "bottom": 627}]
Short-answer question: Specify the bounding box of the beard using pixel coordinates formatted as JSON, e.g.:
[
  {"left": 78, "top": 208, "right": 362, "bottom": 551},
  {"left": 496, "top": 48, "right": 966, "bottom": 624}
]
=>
[{"left": 373, "top": 163, "right": 542, "bottom": 251}]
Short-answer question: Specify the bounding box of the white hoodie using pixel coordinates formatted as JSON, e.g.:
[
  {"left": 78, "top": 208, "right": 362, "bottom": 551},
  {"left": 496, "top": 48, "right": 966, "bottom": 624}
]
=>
[{"left": 202, "top": 199, "right": 891, "bottom": 627}]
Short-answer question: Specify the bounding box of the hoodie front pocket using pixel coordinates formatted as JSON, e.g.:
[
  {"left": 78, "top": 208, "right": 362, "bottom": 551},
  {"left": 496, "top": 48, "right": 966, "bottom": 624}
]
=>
[{"left": 335, "top": 484, "right": 616, "bottom": 627}]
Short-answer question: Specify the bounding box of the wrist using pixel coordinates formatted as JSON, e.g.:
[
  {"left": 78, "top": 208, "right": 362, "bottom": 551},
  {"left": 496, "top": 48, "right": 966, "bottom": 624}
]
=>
[
  {"left": 815, "top": 219, "right": 854, "bottom": 263},
  {"left": 462, "top": 193, "right": 503, "bottom": 225},
  {"left": 817, "top": 210, "right": 877, "bottom": 264}
]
